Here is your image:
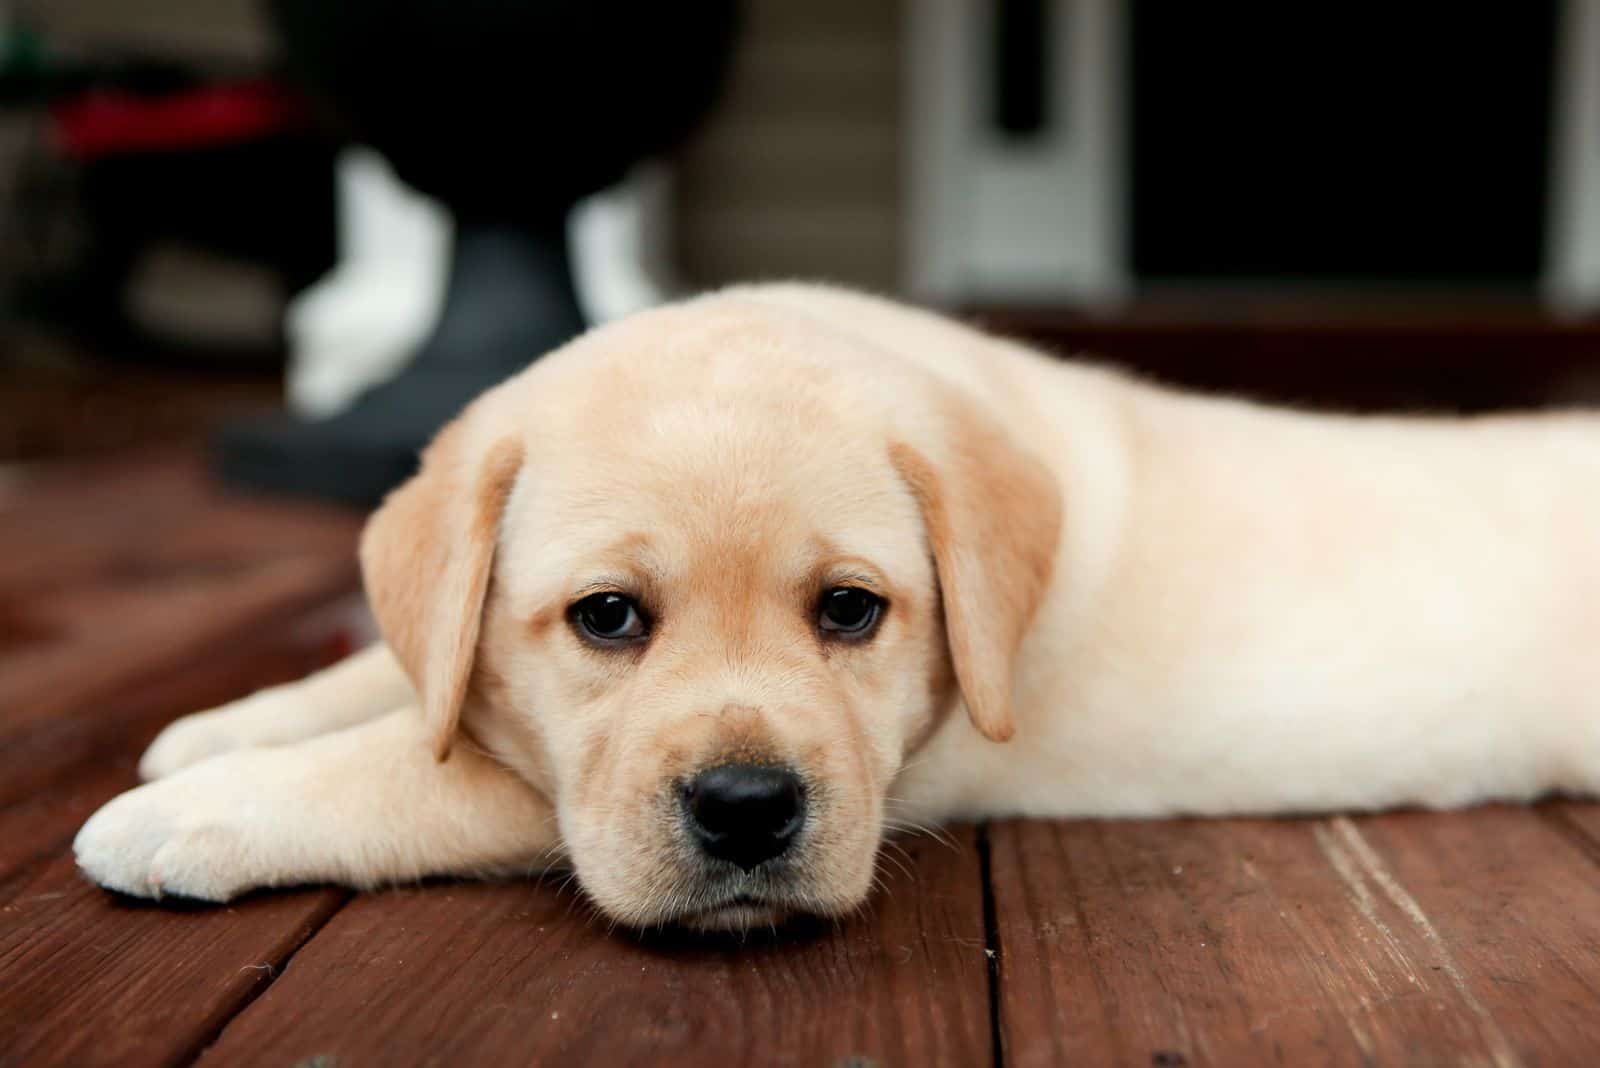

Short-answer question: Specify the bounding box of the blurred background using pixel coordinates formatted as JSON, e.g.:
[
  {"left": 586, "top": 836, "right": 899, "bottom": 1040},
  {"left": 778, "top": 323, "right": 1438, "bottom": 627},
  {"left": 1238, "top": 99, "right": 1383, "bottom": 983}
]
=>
[{"left": 5, "top": 0, "right": 1600, "bottom": 506}]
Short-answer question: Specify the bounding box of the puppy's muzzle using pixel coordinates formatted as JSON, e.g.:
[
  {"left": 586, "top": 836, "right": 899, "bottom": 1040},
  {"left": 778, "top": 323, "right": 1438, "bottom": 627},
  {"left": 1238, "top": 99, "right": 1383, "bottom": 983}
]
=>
[{"left": 680, "top": 763, "right": 806, "bottom": 871}]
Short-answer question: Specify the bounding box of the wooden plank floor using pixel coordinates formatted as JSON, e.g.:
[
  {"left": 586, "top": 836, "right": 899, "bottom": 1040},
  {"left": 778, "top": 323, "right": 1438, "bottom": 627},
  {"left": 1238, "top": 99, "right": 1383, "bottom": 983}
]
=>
[{"left": 3, "top": 449, "right": 1600, "bottom": 1067}]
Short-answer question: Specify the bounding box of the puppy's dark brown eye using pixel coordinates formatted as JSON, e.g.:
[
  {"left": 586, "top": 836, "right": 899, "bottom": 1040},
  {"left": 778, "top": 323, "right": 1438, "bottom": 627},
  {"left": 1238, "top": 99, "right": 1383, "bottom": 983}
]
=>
[
  {"left": 570, "top": 592, "right": 648, "bottom": 645},
  {"left": 818, "top": 586, "right": 885, "bottom": 639}
]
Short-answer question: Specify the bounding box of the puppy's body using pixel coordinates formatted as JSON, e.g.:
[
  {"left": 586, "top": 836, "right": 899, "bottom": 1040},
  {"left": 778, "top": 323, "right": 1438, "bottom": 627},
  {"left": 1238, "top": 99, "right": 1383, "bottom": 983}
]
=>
[
  {"left": 76, "top": 285, "right": 1600, "bottom": 926},
  {"left": 762, "top": 287, "right": 1600, "bottom": 821}
]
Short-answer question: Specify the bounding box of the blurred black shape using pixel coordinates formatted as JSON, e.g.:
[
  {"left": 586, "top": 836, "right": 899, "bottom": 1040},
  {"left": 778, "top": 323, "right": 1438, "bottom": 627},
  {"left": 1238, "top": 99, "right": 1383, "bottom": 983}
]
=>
[
  {"left": 1129, "top": 2, "right": 1556, "bottom": 284},
  {"left": 268, "top": 0, "right": 740, "bottom": 223},
  {"left": 994, "top": 0, "right": 1052, "bottom": 138},
  {"left": 215, "top": 0, "right": 740, "bottom": 507}
]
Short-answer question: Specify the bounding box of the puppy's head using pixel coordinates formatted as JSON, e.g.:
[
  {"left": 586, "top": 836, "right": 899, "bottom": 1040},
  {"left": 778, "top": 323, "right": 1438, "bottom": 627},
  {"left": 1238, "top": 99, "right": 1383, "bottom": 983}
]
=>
[{"left": 360, "top": 297, "right": 1060, "bottom": 930}]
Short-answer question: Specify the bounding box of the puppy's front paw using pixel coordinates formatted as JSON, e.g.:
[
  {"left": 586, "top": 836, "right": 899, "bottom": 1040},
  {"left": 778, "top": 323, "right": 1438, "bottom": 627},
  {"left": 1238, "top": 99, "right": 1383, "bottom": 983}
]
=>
[{"left": 74, "top": 763, "right": 284, "bottom": 902}]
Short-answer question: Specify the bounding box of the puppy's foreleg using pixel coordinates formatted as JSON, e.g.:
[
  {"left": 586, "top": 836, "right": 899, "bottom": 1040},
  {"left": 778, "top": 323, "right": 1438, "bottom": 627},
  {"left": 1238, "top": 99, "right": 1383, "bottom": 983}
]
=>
[
  {"left": 78, "top": 707, "right": 559, "bottom": 901},
  {"left": 139, "top": 642, "right": 414, "bottom": 780}
]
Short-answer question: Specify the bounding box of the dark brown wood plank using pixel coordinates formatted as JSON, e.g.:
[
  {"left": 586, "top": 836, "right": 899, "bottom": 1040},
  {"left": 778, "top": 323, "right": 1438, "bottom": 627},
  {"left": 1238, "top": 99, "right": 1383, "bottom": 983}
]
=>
[
  {"left": 0, "top": 605, "right": 356, "bottom": 889},
  {"left": 989, "top": 808, "right": 1600, "bottom": 1067},
  {"left": 196, "top": 829, "right": 993, "bottom": 1066},
  {"left": 1540, "top": 799, "right": 1600, "bottom": 865},
  {"left": 0, "top": 556, "right": 358, "bottom": 740},
  {"left": 0, "top": 451, "right": 364, "bottom": 787},
  {"left": 0, "top": 496, "right": 362, "bottom": 610},
  {"left": 0, "top": 856, "right": 346, "bottom": 1068},
  {"left": 0, "top": 451, "right": 368, "bottom": 1067},
  {"left": 0, "top": 362, "right": 279, "bottom": 465},
  {"left": 0, "top": 451, "right": 353, "bottom": 600},
  {"left": 0, "top": 459, "right": 364, "bottom": 809},
  {"left": 973, "top": 296, "right": 1600, "bottom": 411},
  {"left": 0, "top": 451, "right": 357, "bottom": 617},
  {"left": 1350, "top": 805, "right": 1600, "bottom": 1063}
]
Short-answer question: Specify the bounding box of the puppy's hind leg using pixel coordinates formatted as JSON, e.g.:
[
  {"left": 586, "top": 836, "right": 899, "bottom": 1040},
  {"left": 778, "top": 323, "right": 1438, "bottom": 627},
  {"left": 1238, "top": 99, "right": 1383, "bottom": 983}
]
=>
[{"left": 138, "top": 642, "right": 414, "bottom": 780}]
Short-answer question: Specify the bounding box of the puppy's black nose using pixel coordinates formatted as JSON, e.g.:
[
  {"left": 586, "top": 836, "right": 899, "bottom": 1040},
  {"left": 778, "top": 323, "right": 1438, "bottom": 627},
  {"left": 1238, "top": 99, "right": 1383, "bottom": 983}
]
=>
[{"left": 682, "top": 763, "right": 805, "bottom": 871}]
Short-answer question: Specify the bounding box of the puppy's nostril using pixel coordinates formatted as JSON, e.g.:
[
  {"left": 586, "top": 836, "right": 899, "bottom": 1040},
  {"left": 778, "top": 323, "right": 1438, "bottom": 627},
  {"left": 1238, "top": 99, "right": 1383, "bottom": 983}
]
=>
[{"left": 682, "top": 763, "right": 805, "bottom": 871}]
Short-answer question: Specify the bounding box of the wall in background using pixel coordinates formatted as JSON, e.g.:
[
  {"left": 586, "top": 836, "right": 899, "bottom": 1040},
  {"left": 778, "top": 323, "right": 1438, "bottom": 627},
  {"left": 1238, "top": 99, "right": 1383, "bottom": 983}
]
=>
[
  {"left": 673, "top": 0, "right": 905, "bottom": 293},
  {"left": 22, "top": 0, "right": 270, "bottom": 64}
]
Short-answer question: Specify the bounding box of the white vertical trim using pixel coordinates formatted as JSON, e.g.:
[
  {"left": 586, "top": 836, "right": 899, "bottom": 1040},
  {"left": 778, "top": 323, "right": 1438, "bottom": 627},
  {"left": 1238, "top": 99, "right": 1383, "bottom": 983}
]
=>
[
  {"left": 904, "top": 0, "right": 1129, "bottom": 304},
  {"left": 904, "top": 0, "right": 975, "bottom": 300}
]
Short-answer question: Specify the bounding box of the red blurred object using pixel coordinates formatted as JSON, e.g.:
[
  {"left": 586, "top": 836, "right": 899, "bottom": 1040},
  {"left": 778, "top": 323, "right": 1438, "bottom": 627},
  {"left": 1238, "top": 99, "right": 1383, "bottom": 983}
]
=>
[{"left": 51, "top": 80, "right": 312, "bottom": 160}]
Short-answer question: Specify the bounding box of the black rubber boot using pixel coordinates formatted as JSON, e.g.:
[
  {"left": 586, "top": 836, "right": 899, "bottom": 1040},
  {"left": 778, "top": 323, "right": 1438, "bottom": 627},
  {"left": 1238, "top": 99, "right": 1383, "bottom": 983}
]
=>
[{"left": 214, "top": 218, "right": 584, "bottom": 508}]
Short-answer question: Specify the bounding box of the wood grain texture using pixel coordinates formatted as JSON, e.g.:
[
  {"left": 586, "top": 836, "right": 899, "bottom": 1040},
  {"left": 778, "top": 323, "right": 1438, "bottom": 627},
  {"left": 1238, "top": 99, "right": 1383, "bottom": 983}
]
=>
[
  {"left": 0, "top": 462, "right": 361, "bottom": 742},
  {"left": 197, "top": 829, "right": 993, "bottom": 1067},
  {"left": 0, "top": 450, "right": 364, "bottom": 1066},
  {"left": 0, "top": 557, "right": 357, "bottom": 747},
  {"left": 1349, "top": 806, "right": 1600, "bottom": 1065},
  {"left": 0, "top": 449, "right": 362, "bottom": 808},
  {"left": 1542, "top": 799, "right": 1600, "bottom": 862},
  {"left": 0, "top": 856, "right": 346, "bottom": 1068},
  {"left": 0, "top": 579, "right": 361, "bottom": 805},
  {"left": 0, "top": 610, "right": 356, "bottom": 892},
  {"left": 0, "top": 451, "right": 357, "bottom": 601},
  {"left": 989, "top": 810, "right": 1600, "bottom": 1067}
]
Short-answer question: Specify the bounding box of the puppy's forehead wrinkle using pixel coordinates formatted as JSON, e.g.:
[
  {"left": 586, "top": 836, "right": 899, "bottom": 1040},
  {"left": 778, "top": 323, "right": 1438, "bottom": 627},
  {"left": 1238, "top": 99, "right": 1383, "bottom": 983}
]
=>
[{"left": 510, "top": 475, "right": 915, "bottom": 617}]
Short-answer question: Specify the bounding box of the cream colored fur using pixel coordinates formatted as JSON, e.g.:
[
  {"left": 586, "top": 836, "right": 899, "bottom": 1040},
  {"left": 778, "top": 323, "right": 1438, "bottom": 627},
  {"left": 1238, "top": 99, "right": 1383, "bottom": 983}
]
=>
[{"left": 75, "top": 285, "right": 1600, "bottom": 929}]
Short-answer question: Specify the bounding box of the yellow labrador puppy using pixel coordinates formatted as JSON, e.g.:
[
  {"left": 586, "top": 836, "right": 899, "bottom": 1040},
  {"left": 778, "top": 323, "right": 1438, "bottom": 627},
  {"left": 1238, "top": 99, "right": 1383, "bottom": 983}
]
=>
[{"left": 75, "top": 284, "right": 1600, "bottom": 930}]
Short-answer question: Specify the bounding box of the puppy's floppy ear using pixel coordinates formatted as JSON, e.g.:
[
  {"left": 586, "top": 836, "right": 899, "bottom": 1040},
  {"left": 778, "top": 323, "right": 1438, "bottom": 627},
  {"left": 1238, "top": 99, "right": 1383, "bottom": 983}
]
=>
[
  {"left": 359, "top": 419, "right": 524, "bottom": 761},
  {"left": 890, "top": 398, "right": 1061, "bottom": 744}
]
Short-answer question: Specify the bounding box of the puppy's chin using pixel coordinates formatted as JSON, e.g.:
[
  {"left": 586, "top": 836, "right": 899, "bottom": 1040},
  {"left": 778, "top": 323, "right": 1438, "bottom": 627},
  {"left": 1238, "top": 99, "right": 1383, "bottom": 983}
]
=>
[
  {"left": 679, "top": 897, "right": 791, "bottom": 933},
  {"left": 585, "top": 877, "right": 862, "bottom": 935},
  {"left": 596, "top": 884, "right": 830, "bottom": 934}
]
